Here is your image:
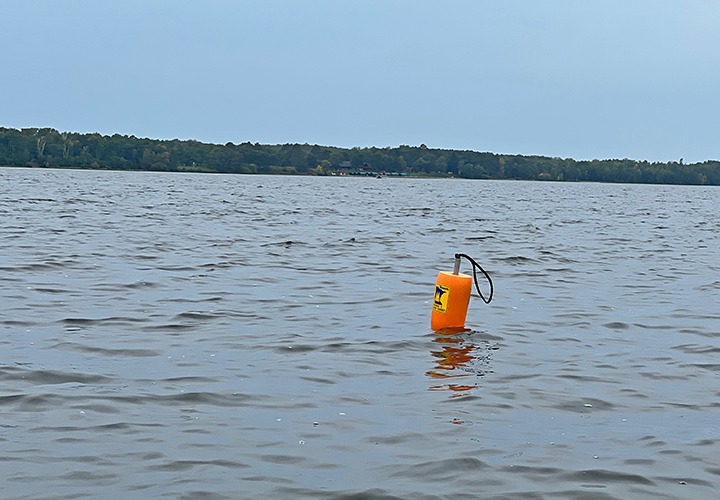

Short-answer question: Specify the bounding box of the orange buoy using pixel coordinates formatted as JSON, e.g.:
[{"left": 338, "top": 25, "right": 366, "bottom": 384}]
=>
[
  {"left": 431, "top": 271, "right": 472, "bottom": 331},
  {"left": 431, "top": 253, "right": 493, "bottom": 332}
]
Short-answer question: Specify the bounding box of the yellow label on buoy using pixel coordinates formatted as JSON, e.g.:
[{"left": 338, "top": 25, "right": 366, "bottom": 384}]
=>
[{"left": 433, "top": 284, "right": 450, "bottom": 313}]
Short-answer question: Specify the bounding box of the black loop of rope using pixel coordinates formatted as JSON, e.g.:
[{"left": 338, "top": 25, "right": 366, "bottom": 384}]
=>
[{"left": 455, "top": 253, "right": 494, "bottom": 304}]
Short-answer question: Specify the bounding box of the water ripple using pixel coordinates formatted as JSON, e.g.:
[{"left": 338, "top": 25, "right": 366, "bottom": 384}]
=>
[{"left": 1, "top": 169, "right": 719, "bottom": 499}]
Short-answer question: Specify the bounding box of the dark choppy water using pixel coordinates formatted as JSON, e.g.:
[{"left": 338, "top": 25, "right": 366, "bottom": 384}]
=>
[{"left": 1, "top": 167, "right": 719, "bottom": 499}]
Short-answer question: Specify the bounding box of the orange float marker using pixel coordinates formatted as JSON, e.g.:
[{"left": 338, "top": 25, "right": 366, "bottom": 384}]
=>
[
  {"left": 431, "top": 254, "right": 493, "bottom": 332},
  {"left": 431, "top": 271, "right": 472, "bottom": 331}
]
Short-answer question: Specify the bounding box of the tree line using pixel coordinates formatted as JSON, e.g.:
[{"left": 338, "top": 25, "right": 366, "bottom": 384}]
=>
[{"left": 1, "top": 127, "right": 719, "bottom": 185}]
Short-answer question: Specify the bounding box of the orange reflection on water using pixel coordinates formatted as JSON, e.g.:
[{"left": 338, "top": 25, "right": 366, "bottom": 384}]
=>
[{"left": 426, "top": 331, "right": 479, "bottom": 398}]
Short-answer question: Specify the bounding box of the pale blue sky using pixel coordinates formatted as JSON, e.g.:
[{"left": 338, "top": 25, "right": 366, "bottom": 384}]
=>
[{"left": 2, "top": 1, "right": 719, "bottom": 163}]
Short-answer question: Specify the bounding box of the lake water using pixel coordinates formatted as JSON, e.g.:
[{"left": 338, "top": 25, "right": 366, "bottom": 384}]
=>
[{"left": 1, "top": 167, "right": 719, "bottom": 499}]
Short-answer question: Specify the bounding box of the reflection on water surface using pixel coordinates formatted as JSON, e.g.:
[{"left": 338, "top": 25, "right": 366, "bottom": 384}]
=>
[{"left": 427, "top": 330, "right": 496, "bottom": 398}]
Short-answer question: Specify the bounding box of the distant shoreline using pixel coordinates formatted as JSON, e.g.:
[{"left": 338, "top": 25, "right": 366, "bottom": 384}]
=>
[{"left": 2, "top": 127, "right": 718, "bottom": 186}]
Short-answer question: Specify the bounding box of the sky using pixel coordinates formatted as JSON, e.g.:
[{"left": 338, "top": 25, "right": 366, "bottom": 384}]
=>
[{"left": 2, "top": 0, "right": 719, "bottom": 163}]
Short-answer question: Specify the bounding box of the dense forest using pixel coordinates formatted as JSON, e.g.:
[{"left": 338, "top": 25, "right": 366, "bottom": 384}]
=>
[{"left": 1, "top": 127, "right": 719, "bottom": 185}]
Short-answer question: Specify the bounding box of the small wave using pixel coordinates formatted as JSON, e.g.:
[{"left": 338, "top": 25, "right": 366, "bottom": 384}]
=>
[
  {"left": 0, "top": 261, "right": 74, "bottom": 272},
  {"left": 560, "top": 469, "right": 655, "bottom": 486},
  {"left": 86, "top": 282, "right": 158, "bottom": 292},
  {"left": 18, "top": 198, "right": 57, "bottom": 203},
  {"left": 59, "top": 471, "right": 118, "bottom": 483},
  {"left": 0, "top": 367, "right": 112, "bottom": 385},
  {"left": 389, "top": 457, "right": 489, "bottom": 479},
  {"left": 30, "top": 422, "right": 162, "bottom": 434},
  {"left": 634, "top": 323, "right": 674, "bottom": 330},
  {"left": 298, "top": 376, "right": 336, "bottom": 385},
  {"left": 160, "top": 376, "right": 219, "bottom": 383},
  {"left": 550, "top": 398, "right": 616, "bottom": 413},
  {"left": 495, "top": 256, "right": 537, "bottom": 264},
  {"left": 690, "top": 364, "right": 720, "bottom": 372},
  {"left": 53, "top": 342, "right": 159, "bottom": 358},
  {"left": 34, "top": 287, "right": 72, "bottom": 294},
  {"left": 141, "top": 323, "right": 199, "bottom": 332},
  {"left": 261, "top": 240, "right": 306, "bottom": 247},
  {"left": 697, "top": 281, "right": 720, "bottom": 291},
  {"left": 148, "top": 459, "right": 250, "bottom": 472},
  {"left": 258, "top": 455, "right": 306, "bottom": 465},
  {"left": 2, "top": 391, "right": 273, "bottom": 411},
  {"left": 156, "top": 265, "right": 198, "bottom": 271},
  {"left": 1, "top": 319, "right": 37, "bottom": 327},
  {"left": 673, "top": 344, "right": 720, "bottom": 355},
  {"left": 465, "top": 235, "right": 494, "bottom": 241},
  {"left": 545, "top": 269, "right": 579, "bottom": 277},
  {"left": 173, "top": 312, "right": 223, "bottom": 321},
  {"left": 59, "top": 316, "right": 150, "bottom": 326},
  {"left": 362, "top": 432, "right": 428, "bottom": 446},
  {"left": 603, "top": 322, "right": 631, "bottom": 330}
]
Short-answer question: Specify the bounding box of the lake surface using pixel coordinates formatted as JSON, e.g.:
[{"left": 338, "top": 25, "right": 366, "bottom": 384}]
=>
[{"left": 1, "top": 167, "right": 719, "bottom": 499}]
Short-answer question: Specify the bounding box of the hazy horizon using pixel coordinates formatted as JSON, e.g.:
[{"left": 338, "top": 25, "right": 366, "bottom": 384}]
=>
[{"left": 2, "top": 1, "right": 719, "bottom": 163}]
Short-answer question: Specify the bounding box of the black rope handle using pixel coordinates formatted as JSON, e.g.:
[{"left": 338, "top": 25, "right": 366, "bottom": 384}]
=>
[{"left": 455, "top": 253, "right": 493, "bottom": 304}]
